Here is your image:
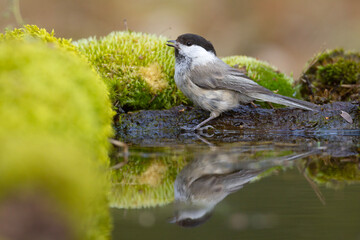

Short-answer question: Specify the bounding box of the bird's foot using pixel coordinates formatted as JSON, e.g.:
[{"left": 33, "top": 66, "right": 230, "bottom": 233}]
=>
[
  {"left": 198, "top": 125, "right": 215, "bottom": 132},
  {"left": 180, "top": 125, "right": 215, "bottom": 137}
]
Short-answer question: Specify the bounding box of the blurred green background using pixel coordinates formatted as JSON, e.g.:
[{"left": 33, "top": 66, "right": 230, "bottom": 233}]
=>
[{"left": 1, "top": 0, "right": 360, "bottom": 78}]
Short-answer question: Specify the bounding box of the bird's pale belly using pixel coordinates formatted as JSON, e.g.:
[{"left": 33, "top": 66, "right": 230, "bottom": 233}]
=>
[{"left": 176, "top": 76, "right": 241, "bottom": 114}]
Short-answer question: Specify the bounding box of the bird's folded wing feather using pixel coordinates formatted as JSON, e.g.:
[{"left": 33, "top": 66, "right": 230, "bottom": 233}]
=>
[
  {"left": 190, "top": 59, "right": 274, "bottom": 95},
  {"left": 189, "top": 59, "right": 318, "bottom": 111}
]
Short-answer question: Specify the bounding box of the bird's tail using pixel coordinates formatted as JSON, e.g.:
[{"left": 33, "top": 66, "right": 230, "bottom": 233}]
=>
[{"left": 250, "top": 93, "right": 319, "bottom": 111}]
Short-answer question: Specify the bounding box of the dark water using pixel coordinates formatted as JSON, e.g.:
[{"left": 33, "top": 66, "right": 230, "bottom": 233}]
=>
[{"left": 111, "top": 131, "right": 360, "bottom": 240}]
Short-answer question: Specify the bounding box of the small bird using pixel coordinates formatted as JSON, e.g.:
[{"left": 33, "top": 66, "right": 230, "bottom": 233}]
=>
[{"left": 166, "top": 33, "right": 318, "bottom": 131}]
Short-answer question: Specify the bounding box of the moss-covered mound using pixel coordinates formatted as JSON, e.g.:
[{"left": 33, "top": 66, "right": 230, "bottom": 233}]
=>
[
  {"left": 0, "top": 41, "right": 113, "bottom": 165},
  {"left": 222, "top": 56, "right": 300, "bottom": 107},
  {"left": 306, "top": 156, "right": 360, "bottom": 188},
  {"left": 0, "top": 41, "right": 113, "bottom": 239},
  {"left": 75, "top": 31, "right": 189, "bottom": 112},
  {"left": 110, "top": 151, "right": 188, "bottom": 209},
  {"left": 297, "top": 49, "right": 360, "bottom": 103}
]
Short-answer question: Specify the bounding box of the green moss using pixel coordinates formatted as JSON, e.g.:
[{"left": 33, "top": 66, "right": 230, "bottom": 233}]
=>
[
  {"left": 0, "top": 41, "right": 113, "bottom": 165},
  {"left": 0, "top": 24, "right": 79, "bottom": 54},
  {"left": 222, "top": 56, "right": 300, "bottom": 107},
  {"left": 317, "top": 59, "right": 359, "bottom": 85},
  {"left": 74, "top": 31, "right": 189, "bottom": 112},
  {"left": 0, "top": 41, "right": 113, "bottom": 239},
  {"left": 297, "top": 48, "right": 360, "bottom": 103}
]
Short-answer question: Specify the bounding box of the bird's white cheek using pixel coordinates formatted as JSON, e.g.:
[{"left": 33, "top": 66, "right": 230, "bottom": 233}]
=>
[{"left": 184, "top": 46, "right": 217, "bottom": 67}]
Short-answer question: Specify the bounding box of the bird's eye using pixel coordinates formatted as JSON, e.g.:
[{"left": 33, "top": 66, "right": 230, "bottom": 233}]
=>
[{"left": 186, "top": 41, "right": 192, "bottom": 46}]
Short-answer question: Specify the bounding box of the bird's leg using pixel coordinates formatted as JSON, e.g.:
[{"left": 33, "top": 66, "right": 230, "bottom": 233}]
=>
[
  {"left": 193, "top": 111, "right": 220, "bottom": 131},
  {"left": 250, "top": 101, "right": 258, "bottom": 108},
  {"left": 180, "top": 112, "right": 220, "bottom": 132}
]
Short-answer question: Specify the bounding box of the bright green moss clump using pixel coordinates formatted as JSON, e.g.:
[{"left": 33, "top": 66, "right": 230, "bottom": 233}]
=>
[
  {"left": 0, "top": 42, "right": 113, "bottom": 165},
  {"left": 0, "top": 24, "right": 79, "bottom": 54},
  {"left": 0, "top": 41, "right": 113, "bottom": 239},
  {"left": 298, "top": 48, "right": 360, "bottom": 103},
  {"left": 75, "top": 31, "right": 189, "bottom": 112},
  {"left": 222, "top": 56, "right": 300, "bottom": 107}
]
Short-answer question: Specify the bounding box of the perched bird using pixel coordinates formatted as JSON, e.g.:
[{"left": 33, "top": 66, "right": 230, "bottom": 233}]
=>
[{"left": 166, "top": 34, "right": 318, "bottom": 131}]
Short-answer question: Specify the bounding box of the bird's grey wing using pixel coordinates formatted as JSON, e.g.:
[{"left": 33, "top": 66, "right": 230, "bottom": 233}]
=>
[
  {"left": 190, "top": 59, "right": 273, "bottom": 95},
  {"left": 190, "top": 59, "right": 318, "bottom": 111}
]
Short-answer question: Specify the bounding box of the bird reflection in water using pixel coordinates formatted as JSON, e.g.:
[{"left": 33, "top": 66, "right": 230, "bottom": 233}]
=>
[{"left": 169, "top": 147, "right": 317, "bottom": 227}]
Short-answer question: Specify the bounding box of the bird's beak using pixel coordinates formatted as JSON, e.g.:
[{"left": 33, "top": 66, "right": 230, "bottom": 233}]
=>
[{"left": 166, "top": 40, "right": 177, "bottom": 49}]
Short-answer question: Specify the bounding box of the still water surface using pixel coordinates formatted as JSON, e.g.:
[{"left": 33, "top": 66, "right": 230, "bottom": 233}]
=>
[{"left": 111, "top": 131, "right": 360, "bottom": 240}]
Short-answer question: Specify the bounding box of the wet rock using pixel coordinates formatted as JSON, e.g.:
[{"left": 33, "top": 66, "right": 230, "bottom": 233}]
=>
[{"left": 116, "top": 102, "right": 360, "bottom": 144}]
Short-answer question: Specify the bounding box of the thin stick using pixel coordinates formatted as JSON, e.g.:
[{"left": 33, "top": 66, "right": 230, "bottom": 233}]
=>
[
  {"left": 12, "top": 0, "right": 24, "bottom": 26},
  {"left": 298, "top": 164, "right": 326, "bottom": 205},
  {"left": 123, "top": 19, "right": 128, "bottom": 31}
]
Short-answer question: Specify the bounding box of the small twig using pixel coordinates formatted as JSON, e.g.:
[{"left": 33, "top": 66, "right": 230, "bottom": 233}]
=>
[
  {"left": 297, "top": 164, "right": 326, "bottom": 205},
  {"left": 301, "top": 158, "right": 311, "bottom": 174},
  {"left": 109, "top": 138, "right": 129, "bottom": 170},
  {"left": 12, "top": 0, "right": 24, "bottom": 26},
  {"left": 341, "top": 84, "right": 360, "bottom": 89},
  {"left": 148, "top": 94, "right": 158, "bottom": 104},
  {"left": 123, "top": 19, "right": 128, "bottom": 31},
  {"left": 158, "top": 26, "right": 172, "bottom": 36},
  {"left": 266, "top": 102, "right": 274, "bottom": 109}
]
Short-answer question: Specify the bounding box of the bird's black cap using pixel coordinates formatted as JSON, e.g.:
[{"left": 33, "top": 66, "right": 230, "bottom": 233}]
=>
[{"left": 176, "top": 33, "right": 217, "bottom": 56}]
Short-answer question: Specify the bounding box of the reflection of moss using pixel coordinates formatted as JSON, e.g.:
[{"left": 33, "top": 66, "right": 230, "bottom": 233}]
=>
[
  {"left": 0, "top": 136, "right": 111, "bottom": 240},
  {"left": 253, "top": 150, "right": 294, "bottom": 159},
  {"left": 297, "top": 48, "right": 360, "bottom": 103},
  {"left": 254, "top": 166, "right": 285, "bottom": 181},
  {"left": 110, "top": 154, "right": 188, "bottom": 209},
  {"left": 306, "top": 156, "right": 360, "bottom": 187},
  {"left": 222, "top": 56, "right": 300, "bottom": 108},
  {"left": 75, "top": 31, "right": 189, "bottom": 112},
  {"left": 0, "top": 41, "right": 113, "bottom": 239},
  {"left": 138, "top": 161, "right": 168, "bottom": 186}
]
